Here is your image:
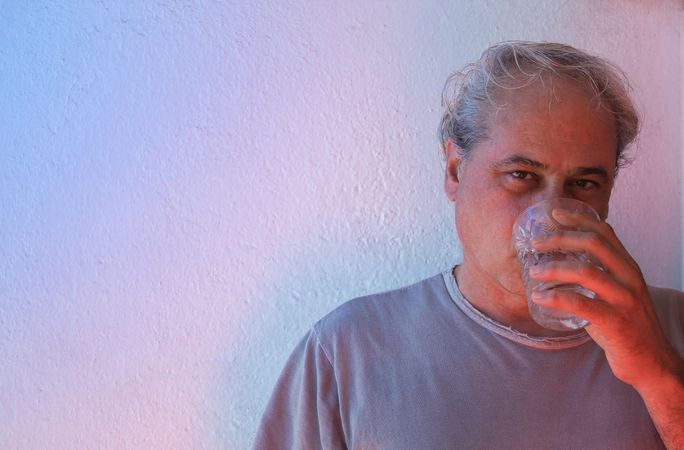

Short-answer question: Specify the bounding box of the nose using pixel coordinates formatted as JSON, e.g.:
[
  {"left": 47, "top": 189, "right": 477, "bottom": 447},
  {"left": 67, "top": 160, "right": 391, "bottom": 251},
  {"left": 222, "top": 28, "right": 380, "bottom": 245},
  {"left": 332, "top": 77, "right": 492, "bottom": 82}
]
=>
[{"left": 531, "top": 178, "right": 572, "bottom": 204}]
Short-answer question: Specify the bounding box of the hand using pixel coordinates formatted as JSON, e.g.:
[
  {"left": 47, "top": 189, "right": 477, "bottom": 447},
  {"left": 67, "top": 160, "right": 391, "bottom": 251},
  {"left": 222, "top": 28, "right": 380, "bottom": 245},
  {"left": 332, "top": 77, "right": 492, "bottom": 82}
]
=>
[{"left": 529, "top": 208, "right": 681, "bottom": 390}]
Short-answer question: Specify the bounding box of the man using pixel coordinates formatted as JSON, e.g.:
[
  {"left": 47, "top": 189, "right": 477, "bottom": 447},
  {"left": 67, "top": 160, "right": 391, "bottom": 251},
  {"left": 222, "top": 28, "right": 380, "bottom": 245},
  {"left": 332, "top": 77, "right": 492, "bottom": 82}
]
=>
[{"left": 254, "top": 41, "right": 684, "bottom": 449}]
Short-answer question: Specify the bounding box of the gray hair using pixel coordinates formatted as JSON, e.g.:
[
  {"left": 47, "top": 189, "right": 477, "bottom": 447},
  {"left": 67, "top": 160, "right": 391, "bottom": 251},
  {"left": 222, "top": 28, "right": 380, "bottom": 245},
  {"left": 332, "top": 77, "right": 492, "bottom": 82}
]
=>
[{"left": 439, "top": 41, "right": 640, "bottom": 171}]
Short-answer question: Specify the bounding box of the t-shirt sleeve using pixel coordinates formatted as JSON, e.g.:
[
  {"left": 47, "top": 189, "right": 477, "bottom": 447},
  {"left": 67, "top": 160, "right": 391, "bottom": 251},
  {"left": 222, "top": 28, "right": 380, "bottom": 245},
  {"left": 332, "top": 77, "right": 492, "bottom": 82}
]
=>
[{"left": 252, "top": 327, "right": 346, "bottom": 450}]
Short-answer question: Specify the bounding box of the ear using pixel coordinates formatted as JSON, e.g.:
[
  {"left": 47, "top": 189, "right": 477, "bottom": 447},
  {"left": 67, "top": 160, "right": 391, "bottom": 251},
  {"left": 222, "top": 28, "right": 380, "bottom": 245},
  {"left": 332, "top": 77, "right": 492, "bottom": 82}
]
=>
[{"left": 444, "top": 140, "right": 464, "bottom": 202}]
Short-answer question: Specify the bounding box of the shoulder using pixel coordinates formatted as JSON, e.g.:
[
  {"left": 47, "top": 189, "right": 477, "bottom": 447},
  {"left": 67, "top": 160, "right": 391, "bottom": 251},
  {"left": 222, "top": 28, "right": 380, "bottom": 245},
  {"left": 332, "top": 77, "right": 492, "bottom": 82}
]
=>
[
  {"left": 315, "top": 272, "right": 448, "bottom": 332},
  {"left": 648, "top": 285, "right": 684, "bottom": 354},
  {"left": 648, "top": 284, "right": 684, "bottom": 316},
  {"left": 311, "top": 272, "right": 450, "bottom": 354}
]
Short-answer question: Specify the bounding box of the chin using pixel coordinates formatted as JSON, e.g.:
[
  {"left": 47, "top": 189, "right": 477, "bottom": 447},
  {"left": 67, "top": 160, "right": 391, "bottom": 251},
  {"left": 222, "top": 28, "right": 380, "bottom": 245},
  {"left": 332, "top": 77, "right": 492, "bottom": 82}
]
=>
[{"left": 500, "top": 267, "right": 526, "bottom": 294}]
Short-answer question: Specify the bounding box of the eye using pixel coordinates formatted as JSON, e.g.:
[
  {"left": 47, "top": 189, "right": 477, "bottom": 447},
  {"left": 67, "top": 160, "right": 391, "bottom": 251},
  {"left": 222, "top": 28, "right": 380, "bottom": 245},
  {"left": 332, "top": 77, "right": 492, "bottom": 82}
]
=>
[
  {"left": 572, "top": 179, "right": 599, "bottom": 191},
  {"left": 509, "top": 170, "right": 536, "bottom": 181},
  {"left": 503, "top": 170, "right": 540, "bottom": 191}
]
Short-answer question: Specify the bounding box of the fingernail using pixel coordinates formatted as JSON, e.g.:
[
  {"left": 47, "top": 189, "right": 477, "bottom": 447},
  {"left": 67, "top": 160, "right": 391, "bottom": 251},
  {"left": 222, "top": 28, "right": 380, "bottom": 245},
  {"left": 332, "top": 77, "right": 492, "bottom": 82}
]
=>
[
  {"left": 531, "top": 237, "right": 545, "bottom": 247},
  {"left": 531, "top": 291, "right": 550, "bottom": 303},
  {"left": 529, "top": 266, "right": 542, "bottom": 275}
]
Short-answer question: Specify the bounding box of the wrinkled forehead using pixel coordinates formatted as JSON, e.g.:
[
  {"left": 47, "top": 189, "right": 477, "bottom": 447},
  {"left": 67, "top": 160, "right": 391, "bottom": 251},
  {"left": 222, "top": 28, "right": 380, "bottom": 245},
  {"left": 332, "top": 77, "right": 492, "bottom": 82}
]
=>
[
  {"left": 478, "top": 75, "right": 619, "bottom": 170},
  {"left": 485, "top": 73, "right": 604, "bottom": 119}
]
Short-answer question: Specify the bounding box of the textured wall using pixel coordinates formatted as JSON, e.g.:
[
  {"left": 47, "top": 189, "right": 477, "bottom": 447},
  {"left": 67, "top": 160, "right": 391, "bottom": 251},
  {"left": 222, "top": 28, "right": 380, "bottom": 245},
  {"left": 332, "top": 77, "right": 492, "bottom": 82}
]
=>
[{"left": 1, "top": 1, "right": 682, "bottom": 449}]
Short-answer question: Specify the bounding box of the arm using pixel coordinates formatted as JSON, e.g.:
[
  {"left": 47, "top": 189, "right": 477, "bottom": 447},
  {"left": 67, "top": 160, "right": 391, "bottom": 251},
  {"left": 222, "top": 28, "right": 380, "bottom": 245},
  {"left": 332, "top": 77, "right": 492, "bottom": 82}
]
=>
[
  {"left": 637, "top": 358, "right": 684, "bottom": 450},
  {"left": 253, "top": 329, "right": 346, "bottom": 450},
  {"left": 530, "top": 209, "right": 684, "bottom": 449}
]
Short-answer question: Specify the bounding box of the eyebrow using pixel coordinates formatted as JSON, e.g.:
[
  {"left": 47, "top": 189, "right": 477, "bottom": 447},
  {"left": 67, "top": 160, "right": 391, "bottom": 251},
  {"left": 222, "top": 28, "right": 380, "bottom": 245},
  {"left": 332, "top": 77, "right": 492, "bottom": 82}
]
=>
[
  {"left": 490, "top": 155, "right": 548, "bottom": 171},
  {"left": 490, "top": 154, "right": 610, "bottom": 181},
  {"left": 568, "top": 167, "right": 610, "bottom": 181}
]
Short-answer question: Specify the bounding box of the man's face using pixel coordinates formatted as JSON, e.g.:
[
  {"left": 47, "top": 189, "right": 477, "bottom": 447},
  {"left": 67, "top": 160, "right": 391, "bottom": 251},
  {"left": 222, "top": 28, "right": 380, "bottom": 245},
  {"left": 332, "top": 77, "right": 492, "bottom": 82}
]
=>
[{"left": 445, "top": 78, "right": 618, "bottom": 298}]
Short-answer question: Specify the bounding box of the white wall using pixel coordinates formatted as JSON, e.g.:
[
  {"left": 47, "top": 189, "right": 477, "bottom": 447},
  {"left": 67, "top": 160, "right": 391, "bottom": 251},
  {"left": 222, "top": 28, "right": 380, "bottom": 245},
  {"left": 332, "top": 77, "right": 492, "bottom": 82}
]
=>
[{"left": 1, "top": 1, "right": 682, "bottom": 448}]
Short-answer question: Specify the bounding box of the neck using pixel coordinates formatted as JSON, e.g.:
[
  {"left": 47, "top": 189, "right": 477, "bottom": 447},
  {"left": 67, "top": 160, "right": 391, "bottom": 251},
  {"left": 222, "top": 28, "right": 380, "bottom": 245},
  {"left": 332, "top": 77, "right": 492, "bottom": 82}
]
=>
[{"left": 453, "top": 264, "right": 579, "bottom": 337}]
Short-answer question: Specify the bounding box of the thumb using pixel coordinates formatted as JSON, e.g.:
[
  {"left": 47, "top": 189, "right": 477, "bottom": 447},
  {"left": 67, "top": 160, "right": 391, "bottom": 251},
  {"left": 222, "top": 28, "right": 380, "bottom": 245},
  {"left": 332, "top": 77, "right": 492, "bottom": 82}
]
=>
[{"left": 585, "top": 324, "right": 607, "bottom": 350}]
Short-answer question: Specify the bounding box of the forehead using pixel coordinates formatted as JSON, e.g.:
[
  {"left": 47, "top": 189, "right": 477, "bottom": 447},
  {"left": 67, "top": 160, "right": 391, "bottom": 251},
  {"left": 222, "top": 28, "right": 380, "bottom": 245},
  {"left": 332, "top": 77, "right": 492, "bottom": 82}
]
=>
[
  {"left": 478, "top": 77, "right": 618, "bottom": 168},
  {"left": 489, "top": 76, "right": 604, "bottom": 123}
]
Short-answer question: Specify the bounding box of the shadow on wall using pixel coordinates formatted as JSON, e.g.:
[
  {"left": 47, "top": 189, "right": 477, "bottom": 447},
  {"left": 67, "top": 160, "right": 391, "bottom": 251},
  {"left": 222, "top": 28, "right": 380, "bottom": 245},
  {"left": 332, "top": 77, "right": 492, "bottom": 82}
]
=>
[
  {"left": 213, "top": 200, "right": 459, "bottom": 447},
  {"left": 213, "top": 236, "right": 396, "bottom": 447}
]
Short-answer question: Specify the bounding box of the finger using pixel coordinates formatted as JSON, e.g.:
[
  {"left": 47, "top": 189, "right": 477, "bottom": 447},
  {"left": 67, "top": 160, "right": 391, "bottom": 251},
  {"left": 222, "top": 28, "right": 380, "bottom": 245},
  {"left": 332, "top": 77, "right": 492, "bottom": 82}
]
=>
[
  {"left": 551, "top": 208, "right": 597, "bottom": 224},
  {"left": 531, "top": 288, "right": 611, "bottom": 327},
  {"left": 529, "top": 259, "right": 633, "bottom": 304},
  {"left": 531, "top": 230, "right": 636, "bottom": 283},
  {"left": 583, "top": 324, "right": 608, "bottom": 349},
  {"left": 551, "top": 209, "right": 637, "bottom": 266}
]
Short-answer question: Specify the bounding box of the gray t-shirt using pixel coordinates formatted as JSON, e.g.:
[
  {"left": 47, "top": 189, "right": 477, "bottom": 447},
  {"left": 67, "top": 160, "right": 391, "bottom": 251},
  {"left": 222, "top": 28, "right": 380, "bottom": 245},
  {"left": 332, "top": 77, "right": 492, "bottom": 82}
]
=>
[{"left": 254, "top": 268, "right": 684, "bottom": 449}]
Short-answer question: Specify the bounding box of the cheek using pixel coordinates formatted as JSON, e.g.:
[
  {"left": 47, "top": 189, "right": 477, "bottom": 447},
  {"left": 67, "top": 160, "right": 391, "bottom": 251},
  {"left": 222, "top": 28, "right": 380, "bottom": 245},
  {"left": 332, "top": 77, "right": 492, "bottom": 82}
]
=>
[
  {"left": 455, "top": 175, "right": 532, "bottom": 251},
  {"left": 457, "top": 198, "right": 522, "bottom": 247},
  {"left": 596, "top": 194, "right": 612, "bottom": 221},
  {"left": 597, "top": 205, "right": 609, "bottom": 221},
  {"left": 583, "top": 194, "right": 611, "bottom": 221}
]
